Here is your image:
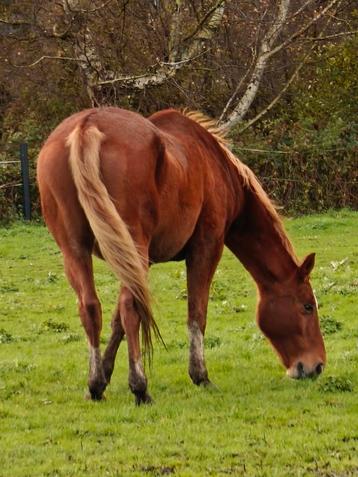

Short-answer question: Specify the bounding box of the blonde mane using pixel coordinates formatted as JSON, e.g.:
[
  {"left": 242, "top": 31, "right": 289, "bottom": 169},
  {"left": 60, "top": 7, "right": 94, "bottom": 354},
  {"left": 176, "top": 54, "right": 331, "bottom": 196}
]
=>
[{"left": 182, "top": 110, "right": 298, "bottom": 264}]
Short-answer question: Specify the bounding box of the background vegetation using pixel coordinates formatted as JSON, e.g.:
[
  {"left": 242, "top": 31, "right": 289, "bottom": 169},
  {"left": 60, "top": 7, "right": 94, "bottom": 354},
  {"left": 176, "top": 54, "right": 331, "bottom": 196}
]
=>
[
  {"left": 0, "top": 211, "right": 357, "bottom": 476},
  {"left": 0, "top": 1, "right": 357, "bottom": 221}
]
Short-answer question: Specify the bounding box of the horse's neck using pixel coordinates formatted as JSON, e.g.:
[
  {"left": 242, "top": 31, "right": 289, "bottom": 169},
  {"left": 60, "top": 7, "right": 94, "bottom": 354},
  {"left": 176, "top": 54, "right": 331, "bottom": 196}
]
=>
[{"left": 225, "top": 188, "right": 297, "bottom": 289}]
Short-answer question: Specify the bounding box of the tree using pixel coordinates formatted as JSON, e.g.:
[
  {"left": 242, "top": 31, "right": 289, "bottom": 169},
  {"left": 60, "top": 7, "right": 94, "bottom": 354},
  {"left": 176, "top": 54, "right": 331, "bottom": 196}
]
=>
[{"left": 0, "top": 1, "right": 356, "bottom": 124}]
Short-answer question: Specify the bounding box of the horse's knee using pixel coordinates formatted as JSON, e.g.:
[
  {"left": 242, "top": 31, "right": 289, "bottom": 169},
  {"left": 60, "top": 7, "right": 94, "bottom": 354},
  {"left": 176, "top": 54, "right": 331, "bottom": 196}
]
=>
[{"left": 82, "top": 300, "right": 101, "bottom": 319}]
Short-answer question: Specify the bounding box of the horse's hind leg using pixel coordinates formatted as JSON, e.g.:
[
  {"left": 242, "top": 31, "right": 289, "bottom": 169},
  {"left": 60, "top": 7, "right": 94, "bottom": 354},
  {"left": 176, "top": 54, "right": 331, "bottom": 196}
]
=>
[
  {"left": 120, "top": 286, "right": 152, "bottom": 405},
  {"left": 186, "top": 239, "right": 224, "bottom": 386},
  {"left": 102, "top": 302, "right": 125, "bottom": 384},
  {"left": 63, "top": 251, "right": 107, "bottom": 400},
  {"left": 96, "top": 281, "right": 151, "bottom": 405}
]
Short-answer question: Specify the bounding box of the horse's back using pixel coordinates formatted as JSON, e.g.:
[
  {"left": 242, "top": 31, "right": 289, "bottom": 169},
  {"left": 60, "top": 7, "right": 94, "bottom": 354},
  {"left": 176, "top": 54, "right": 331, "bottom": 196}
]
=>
[
  {"left": 38, "top": 107, "right": 160, "bottom": 176},
  {"left": 38, "top": 106, "right": 244, "bottom": 264},
  {"left": 37, "top": 109, "right": 159, "bottom": 248},
  {"left": 37, "top": 107, "right": 208, "bottom": 260}
]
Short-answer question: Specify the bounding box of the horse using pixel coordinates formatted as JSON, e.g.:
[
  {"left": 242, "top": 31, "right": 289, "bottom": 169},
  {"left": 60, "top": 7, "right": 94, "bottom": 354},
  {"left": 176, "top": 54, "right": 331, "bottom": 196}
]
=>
[{"left": 37, "top": 107, "right": 326, "bottom": 404}]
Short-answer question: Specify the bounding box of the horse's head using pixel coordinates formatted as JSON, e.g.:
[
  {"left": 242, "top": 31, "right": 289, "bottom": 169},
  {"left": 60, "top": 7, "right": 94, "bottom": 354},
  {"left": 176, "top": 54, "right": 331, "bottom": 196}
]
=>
[{"left": 257, "top": 253, "right": 326, "bottom": 379}]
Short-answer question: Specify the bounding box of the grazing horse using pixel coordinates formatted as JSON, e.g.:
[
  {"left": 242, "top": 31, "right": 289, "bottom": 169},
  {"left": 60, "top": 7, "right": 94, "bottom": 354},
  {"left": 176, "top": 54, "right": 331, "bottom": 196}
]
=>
[{"left": 37, "top": 107, "right": 326, "bottom": 404}]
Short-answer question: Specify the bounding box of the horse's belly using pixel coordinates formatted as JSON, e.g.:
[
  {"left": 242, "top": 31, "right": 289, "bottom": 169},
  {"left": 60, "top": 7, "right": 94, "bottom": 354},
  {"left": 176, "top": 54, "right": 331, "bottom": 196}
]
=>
[{"left": 149, "top": 208, "right": 199, "bottom": 263}]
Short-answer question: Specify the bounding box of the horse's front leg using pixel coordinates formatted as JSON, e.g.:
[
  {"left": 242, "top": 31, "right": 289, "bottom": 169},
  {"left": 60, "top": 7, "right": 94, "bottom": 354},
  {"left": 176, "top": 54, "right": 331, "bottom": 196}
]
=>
[{"left": 186, "top": 240, "right": 224, "bottom": 386}]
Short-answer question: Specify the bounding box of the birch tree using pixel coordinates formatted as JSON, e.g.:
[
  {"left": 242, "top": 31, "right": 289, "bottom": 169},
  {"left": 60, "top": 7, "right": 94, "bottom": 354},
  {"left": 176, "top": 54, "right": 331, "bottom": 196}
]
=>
[{"left": 220, "top": 0, "right": 347, "bottom": 130}]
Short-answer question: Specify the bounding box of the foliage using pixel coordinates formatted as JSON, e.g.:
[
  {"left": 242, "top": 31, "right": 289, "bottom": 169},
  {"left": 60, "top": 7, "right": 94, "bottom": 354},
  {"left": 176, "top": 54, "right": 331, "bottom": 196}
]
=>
[
  {"left": 40, "top": 319, "right": 70, "bottom": 334},
  {"left": 320, "top": 315, "right": 343, "bottom": 336},
  {"left": 0, "top": 212, "right": 357, "bottom": 475},
  {"left": 0, "top": 163, "right": 22, "bottom": 223},
  {"left": 0, "top": 328, "right": 14, "bottom": 344},
  {"left": 0, "top": 113, "right": 44, "bottom": 221},
  {"left": 319, "top": 376, "right": 354, "bottom": 393},
  {"left": 232, "top": 39, "right": 358, "bottom": 213}
]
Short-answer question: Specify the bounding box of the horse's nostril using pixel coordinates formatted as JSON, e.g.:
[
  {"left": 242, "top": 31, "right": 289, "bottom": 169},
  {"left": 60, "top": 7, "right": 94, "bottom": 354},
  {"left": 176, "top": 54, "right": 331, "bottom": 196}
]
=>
[
  {"left": 315, "top": 363, "right": 324, "bottom": 375},
  {"left": 297, "top": 361, "right": 304, "bottom": 378}
]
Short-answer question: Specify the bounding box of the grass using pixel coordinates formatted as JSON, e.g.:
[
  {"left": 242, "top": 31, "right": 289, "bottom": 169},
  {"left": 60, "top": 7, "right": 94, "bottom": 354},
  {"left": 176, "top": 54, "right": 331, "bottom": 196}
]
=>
[{"left": 0, "top": 210, "right": 357, "bottom": 476}]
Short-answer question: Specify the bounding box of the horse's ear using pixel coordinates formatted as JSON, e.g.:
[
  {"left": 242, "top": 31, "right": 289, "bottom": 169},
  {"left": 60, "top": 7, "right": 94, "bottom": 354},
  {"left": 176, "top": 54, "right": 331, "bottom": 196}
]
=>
[{"left": 298, "top": 253, "right": 315, "bottom": 280}]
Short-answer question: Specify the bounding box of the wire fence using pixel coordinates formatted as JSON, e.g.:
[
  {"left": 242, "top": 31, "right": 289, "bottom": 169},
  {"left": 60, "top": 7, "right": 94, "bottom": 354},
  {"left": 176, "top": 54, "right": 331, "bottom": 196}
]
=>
[
  {"left": 234, "top": 143, "right": 358, "bottom": 155},
  {"left": 0, "top": 143, "right": 31, "bottom": 220},
  {"left": 0, "top": 160, "right": 21, "bottom": 165}
]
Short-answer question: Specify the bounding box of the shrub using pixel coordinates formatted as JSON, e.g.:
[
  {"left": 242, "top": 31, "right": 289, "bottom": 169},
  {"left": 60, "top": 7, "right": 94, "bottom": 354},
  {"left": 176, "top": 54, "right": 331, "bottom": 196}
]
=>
[{"left": 231, "top": 39, "right": 358, "bottom": 213}]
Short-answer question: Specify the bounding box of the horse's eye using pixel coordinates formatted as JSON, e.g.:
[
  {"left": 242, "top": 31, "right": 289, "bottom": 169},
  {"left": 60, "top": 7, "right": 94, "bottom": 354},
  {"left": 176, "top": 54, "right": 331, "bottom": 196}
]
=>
[{"left": 304, "top": 303, "right": 314, "bottom": 314}]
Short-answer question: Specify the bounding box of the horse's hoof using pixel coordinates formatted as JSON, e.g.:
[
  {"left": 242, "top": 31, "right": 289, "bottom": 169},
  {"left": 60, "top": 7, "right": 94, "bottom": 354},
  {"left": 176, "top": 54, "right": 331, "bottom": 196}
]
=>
[
  {"left": 85, "top": 390, "right": 106, "bottom": 401},
  {"left": 134, "top": 391, "right": 153, "bottom": 406},
  {"left": 190, "top": 373, "right": 210, "bottom": 386}
]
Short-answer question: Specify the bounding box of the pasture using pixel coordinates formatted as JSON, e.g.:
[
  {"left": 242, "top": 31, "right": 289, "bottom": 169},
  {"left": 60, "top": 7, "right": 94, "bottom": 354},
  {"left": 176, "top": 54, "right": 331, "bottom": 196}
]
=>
[{"left": 0, "top": 210, "right": 357, "bottom": 476}]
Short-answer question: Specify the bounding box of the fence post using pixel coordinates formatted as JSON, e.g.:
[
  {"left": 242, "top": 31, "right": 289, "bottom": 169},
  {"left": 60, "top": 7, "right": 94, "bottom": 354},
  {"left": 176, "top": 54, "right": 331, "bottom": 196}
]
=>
[{"left": 20, "top": 143, "right": 31, "bottom": 221}]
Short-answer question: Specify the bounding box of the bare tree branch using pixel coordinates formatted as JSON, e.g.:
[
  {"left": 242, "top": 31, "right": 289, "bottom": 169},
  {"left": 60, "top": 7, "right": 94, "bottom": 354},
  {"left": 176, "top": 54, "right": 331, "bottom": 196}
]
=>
[
  {"left": 302, "top": 30, "right": 358, "bottom": 42},
  {"left": 96, "top": 49, "right": 210, "bottom": 89},
  {"left": 264, "top": 0, "right": 342, "bottom": 60},
  {"left": 222, "top": 0, "right": 291, "bottom": 129},
  {"left": 221, "top": 0, "right": 343, "bottom": 130},
  {"left": 71, "top": 0, "right": 116, "bottom": 14},
  {"left": 3, "top": 0, "right": 226, "bottom": 99},
  {"left": 62, "top": 0, "right": 115, "bottom": 14},
  {"left": 183, "top": 0, "right": 225, "bottom": 43},
  {"left": 0, "top": 18, "right": 30, "bottom": 26},
  {"left": 218, "top": 50, "right": 255, "bottom": 123},
  {"left": 290, "top": 0, "right": 315, "bottom": 19},
  {"left": 230, "top": 1, "right": 344, "bottom": 133},
  {"left": 238, "top": 53, "right": 310, "bottom": 134},
  {"left": 11, "top": 55, "right": 86, "bottom": 68},
  {"left": 97, "top": 1, "right": 226, "bottom": 90}
]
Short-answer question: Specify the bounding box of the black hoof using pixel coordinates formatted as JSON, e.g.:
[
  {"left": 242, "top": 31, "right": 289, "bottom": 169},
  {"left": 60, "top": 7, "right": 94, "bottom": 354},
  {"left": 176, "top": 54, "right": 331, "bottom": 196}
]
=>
[
  {"left": 85, "top": 390, "right": 106, "bottom": 401},
  {"left": 190, "top": 370, "right": 210, "bottom": 386},
  {"left": 134, "top": 391, "right": 153, "bottom": 406},
  {"left": 87, "top": 380, "right": 107, "bottom": 401}
]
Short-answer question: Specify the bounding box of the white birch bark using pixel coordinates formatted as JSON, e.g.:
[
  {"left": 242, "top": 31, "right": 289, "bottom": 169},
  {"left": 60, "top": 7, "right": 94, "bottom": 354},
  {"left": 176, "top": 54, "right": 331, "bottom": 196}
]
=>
[
  {"left": 222, "top": 0, "right": 291, "bottom": 130},
  {"left": 221, "top": 0, "right": 342, "bottom": 130},
  {"left": 98, "top": 0, "right": 226, "bottom": 89}
]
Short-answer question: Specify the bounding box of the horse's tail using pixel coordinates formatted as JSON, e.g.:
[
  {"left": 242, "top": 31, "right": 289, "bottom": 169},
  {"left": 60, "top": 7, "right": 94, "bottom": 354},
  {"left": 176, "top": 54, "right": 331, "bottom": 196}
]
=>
[{"left": 66, "top": 123, "right": 160, "bottom": 362}]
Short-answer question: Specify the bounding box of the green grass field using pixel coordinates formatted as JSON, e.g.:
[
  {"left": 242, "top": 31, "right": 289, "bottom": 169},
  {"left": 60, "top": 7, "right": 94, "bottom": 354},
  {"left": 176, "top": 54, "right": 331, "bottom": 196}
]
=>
[{"left": 0, "top": 211, "right": 357, "bottom": 476}]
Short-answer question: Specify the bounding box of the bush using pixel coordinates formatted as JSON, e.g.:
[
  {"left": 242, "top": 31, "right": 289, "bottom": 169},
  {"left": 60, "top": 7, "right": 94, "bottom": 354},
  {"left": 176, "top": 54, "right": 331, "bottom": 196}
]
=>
[
  {"left": 1, "top": 39, "right": 357, "bottom": 220},
  {"left": 231, "top": 39, "right": 358, "bottom": 213},
  {"left": 232, "top": 117, "right": 357, "bottom": 213}
]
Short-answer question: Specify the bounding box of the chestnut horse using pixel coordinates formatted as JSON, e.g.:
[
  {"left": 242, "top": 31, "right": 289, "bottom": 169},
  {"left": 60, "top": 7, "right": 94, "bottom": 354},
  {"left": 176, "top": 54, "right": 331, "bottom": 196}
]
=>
[{"left": 37, "top": 107, "right": 326, "bottom": 404}]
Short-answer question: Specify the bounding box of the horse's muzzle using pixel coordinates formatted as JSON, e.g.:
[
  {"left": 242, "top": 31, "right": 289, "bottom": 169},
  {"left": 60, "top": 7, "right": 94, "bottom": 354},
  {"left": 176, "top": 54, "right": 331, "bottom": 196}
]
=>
[{"left": 287, "top": 361, "right": 324, "bottom": 379}]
